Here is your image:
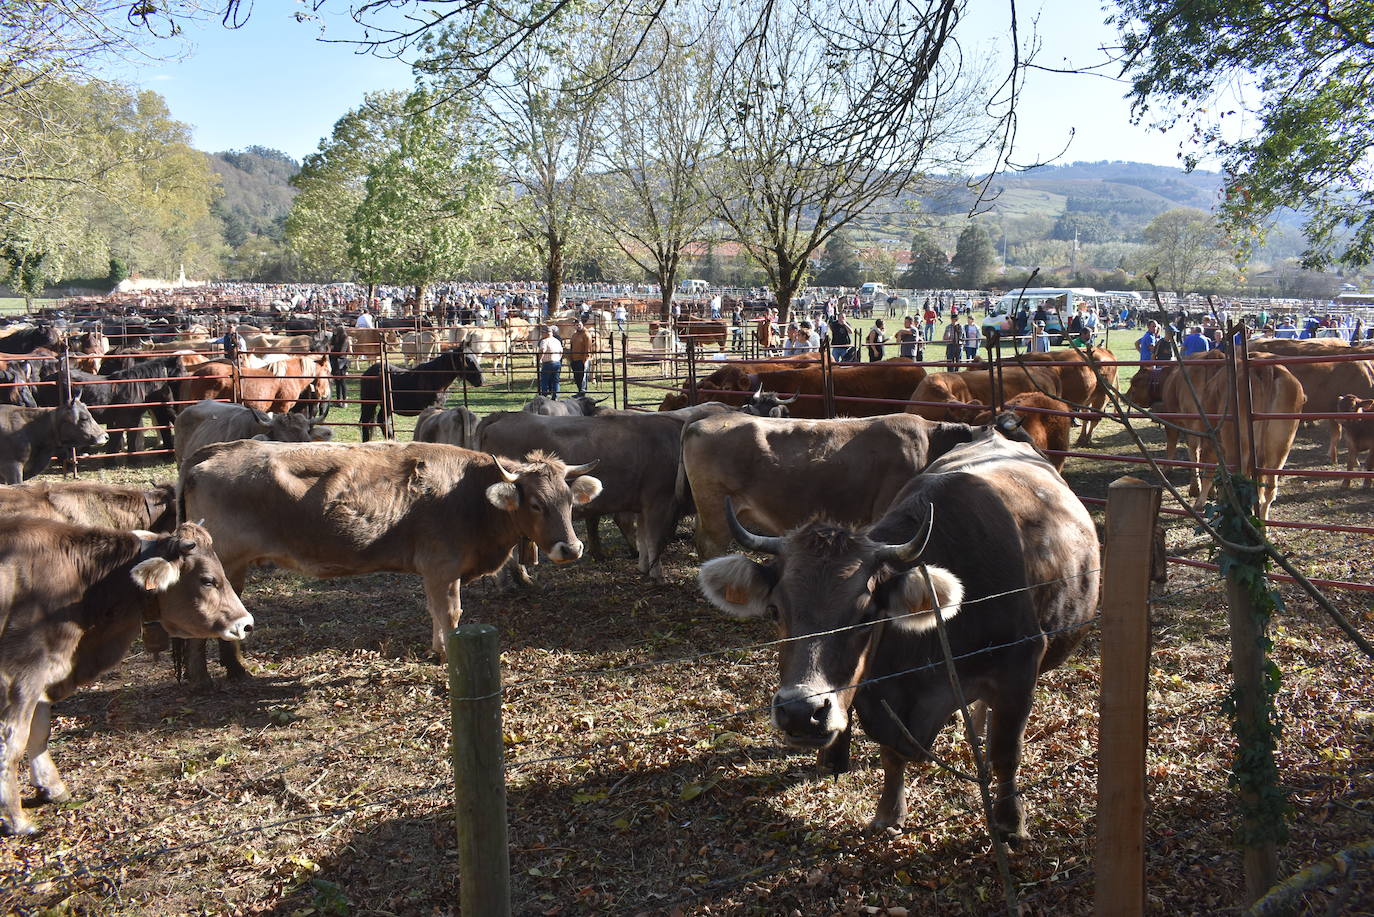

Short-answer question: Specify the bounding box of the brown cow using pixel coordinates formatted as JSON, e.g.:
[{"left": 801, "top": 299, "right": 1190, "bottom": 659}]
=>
[
  {"left": 906, "top": 365, "right": 1062, "bottom": 423},
  {"left": 1335, "top": 394, "right": 1374, "bottom": 488},
  {"left": 180, "top": 440, "right": 602, "bottom": 683},
  {"left": 174, "top": 400, "right": 332, "bottom": 473},
  {"left": 973, "top": 392, "right": 1070, "bottom": 472},
  {"left": 0, "top": 521, "right": 252, "bottom": 834},
  {"left": 180, "top": 355, "right": 332, "bottom": 414},
  {"left": 1012, "top": 346, "right": 1119, "bottom": 444},
  {"left": 676, "top": 319, "right": 728, "bottom": 349},
  {"left": 1124, "top": 353, "right": 1229, "bottom": 462},
  {"left": 0, "top": 402, "right": 109, "bottom": 484},
  {"left": 662, "top": 360, "right": 928, "bottom": 418},
  {"left": 0, "top": 480, "right": 176, "bottom": 532},
  {"left": 1248, "top": 349, "right": 1374, "bottom": 462}
]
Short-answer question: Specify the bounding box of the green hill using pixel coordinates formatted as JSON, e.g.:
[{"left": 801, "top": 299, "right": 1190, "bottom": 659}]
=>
[{"left": 207, "top": 146, "right": 299, "bottom": 245}]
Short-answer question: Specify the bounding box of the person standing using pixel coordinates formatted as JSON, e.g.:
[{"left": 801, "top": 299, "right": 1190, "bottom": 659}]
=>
[
  {"left": 829, "top": 312, "right": 853, "bottom": 362},
  {"left": 614, "top": 303, "right": 627, "bottom": 332},
  {"left": 896, "top": 315, "right": 920, "bottom": 359},
  {"left": 1029, "top": 320, "right": 1051, "bottom": 353},
  {"left": 1181, "top": 326, "right": 1212, "bottom": 356},
  {"left": 568, "top": 320, "right": 595, "bottom": 396},
  {"left": 355, "top": 308, "right": 375, "bottom": 329},
  {"left": 1135, "top": 320, "right": 1161, "bottom": 362},
  {"left": 962, "top": 314, "right": 981, "bottom": 362},
  {"left": 866, "top": 319, "right": 888, "bottom": 361},
  {"left": 942, "top": 316, "right": 962, "bottom": 363},
  {"left": 537, "top": 326, "right": 563, "bottom": 398}
]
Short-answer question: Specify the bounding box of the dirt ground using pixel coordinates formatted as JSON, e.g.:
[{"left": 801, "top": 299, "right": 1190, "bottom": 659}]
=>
[{"left": 1, "top": 352, "right": 1373, "bottom": 916}]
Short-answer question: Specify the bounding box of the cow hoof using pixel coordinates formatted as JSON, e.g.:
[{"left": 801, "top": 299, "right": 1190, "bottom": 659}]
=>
[
  {"left": 224, "top": 665, "right": 254, "bottom": 683},
  {"left": 864, "top": 818, "right": 903, "bottom": 838},
  {"left": 188, "top": 677, "right": 219, "bottom": 695},
  {"left": 1, "top": 819, "right": 37, "bottom": 836}
]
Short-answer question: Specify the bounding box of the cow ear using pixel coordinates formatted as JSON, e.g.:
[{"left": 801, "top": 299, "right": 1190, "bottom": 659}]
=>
[
  {"left": 699, "top": 555, "right": 774, "bottom": 618},
  {"left": 486, "top": 482, "right": 520, "bottom": 511},
  {"left": 570, "top": 475, "right": 602, "bottom": 505},
  {"left": 310, "top": 425, "right": 334, "bottom": 441},
  {"left": 884, "top": 565, "right": 963, "bottom": 633},
  {"left": 131, "top": 557, "right": 181, "bottom": 592}
]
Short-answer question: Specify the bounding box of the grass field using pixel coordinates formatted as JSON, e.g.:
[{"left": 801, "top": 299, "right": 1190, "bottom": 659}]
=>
[{"left": 1, "top": 343, "right": 1372, "bottom": 915}]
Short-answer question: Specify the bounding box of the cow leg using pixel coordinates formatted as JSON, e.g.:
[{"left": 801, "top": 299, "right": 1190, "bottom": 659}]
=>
[
  {"left": 1329, "top": 419, "right": 1340, "bottom": 465},
  {"left": 1164, "top": 425, "right": 1180, "bottom": 463},
  {"left": 25, "top": 700, "right": 68, "bottom": 805},
  {"left": 218, "top": 639, "right": 251, "bottom": 681},
  {"left": 868, "top": 746, "right": 907, "bottom": 831},
  {"left": 423, "top": 575, "right": 462, "bottom": 658},
  {"left": 613, "top": 512, "right": 638, "bottom": 555},
  {"left": 183, "top": 639, "right": 214, "bottom": 691},
  {"left": 1364, "top": 445, "right": 1374, "bottom": 490},
  {"left": 585, "top": 514, "right": 606, "bottom": 562},
  {"left": 0, "top": 692, "right": 39, "bottom": 834},
  {"left": 987, "top": 683, "right": 1037, "bottom": 845},
  {"left": 0, "top": 461, "right": 20, "bottom": 484},
  {"left": 693, "top": 500, "right": 732, "bottom": 561},
  {"left": 639, "top": 504, "right": 675, "bottom": 583}
]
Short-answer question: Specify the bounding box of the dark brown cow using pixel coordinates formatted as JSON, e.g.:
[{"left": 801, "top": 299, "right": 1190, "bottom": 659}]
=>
[
  {"left": 1334, "top": 394, "right": 1374, "bottom": 488},
  {"left": 700, "top": 430, "right": 1098, "bottom": 841},
  {"left": 661, "top": 360, "right": 929, "bottom": 418},
  {"left": 0, "top": 402, "right": 109, "bottom": 484},
  {"left": 1012, "top": 346, "right": 1119, "bottom": 444},
  {"left": 906, "top": 365, "right": 1062, "bottom": 423},
  {"left": 0, "top": 480, "right": 176, "bottom": 532},
  {"left": 676, "top": 319, "right": 728, "bottom": 349},
  {"left": 973, "top": 392, "right": 1070, "bottom": 472},
  {"left": 180, "top": 440, "right": 602, "bottom": 683},
  {"left": 0, "top": 521, "right": 252, "bottom": 834}
]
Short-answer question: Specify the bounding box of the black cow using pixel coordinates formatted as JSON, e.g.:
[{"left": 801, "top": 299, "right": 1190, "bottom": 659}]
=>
[
  {"left": 699, "top": 430, "right": 1098, "bottom": 842},
  {"left": 38, "top": 355, "right": 184, "bottom": 461}
]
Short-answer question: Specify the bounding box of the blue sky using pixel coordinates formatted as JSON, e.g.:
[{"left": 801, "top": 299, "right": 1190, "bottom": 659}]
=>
[{"left": 124, "top": 0, "right": 1198, "bottom": 171}]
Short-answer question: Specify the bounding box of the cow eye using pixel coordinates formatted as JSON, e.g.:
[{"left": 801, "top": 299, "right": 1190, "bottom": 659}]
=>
[
  {"left": 766, "top": 604, "right": 779, "bottom": 622},
  {"left": 200, "top": 576, "right": 218, "bottom": 588},
  {"left": 531, "top": 502, "right": 544, "bottom": 514}
]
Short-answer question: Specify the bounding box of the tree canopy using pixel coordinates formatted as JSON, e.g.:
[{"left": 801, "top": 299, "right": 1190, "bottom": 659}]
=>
[
  {"left": 1114, "top": 0, "right": 1374, "bottom": 269},
  {"left": 902, "top": 231, "right": 950, "bottom": 289},
  {"left": 1140, "top": 206, "right": 1234, "bottom": 293},
  {"left": 950, "top": 223, "right": 996, "bottom": 288}
]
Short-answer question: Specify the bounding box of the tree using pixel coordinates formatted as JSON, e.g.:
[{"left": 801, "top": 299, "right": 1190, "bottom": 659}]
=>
[
  {"left": 902, "top": 231, "right": 950, "bottom": 289},
  {"left": 813, "top": 230, "right": 863, "bottom": 287},
  {"left": 286, "top": 92, "right": 412, "bottom": 280},
  {"left": 1139, "top": 207, "right": 1233, "bottom": 293},
  {"left": 709, "top": 2, "right": 990, "bottom": 322},
  {"left": 950, "top": 223, "right": 996, "bottom": 288},
  {"left": 589, "top": 23, "right": 721, "bottom": 321},
  {"left": 1114, "top": 0, "right": 1374, "bottom": 268},
  {"left": 346, "top": 94, "right": 496, "bottom": 307}
]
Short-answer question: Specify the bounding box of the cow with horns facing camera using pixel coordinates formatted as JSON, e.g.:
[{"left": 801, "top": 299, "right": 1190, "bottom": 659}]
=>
[{"left": 699, "top": 429, "right": 1098, "bottom": 842}]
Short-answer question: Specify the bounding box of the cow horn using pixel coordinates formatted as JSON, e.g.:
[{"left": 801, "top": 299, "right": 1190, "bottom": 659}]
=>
[
  {"left": 751, "top": 383, "right": 764, "bottom": 400},
  {"left": 564, "top": 459, "right": 599, "bottom": 478},
  {"left": 491, "top": 455, "right": 519, "bottom": 483},
  {"left": 874, "top": 504, "right": 935, "bottom": 566},
  {"left": 776, "top": 393, "right": 798, "bottom": 405},
  {"left": 725, "top": 497, "right": 782, "bottom": 555}
]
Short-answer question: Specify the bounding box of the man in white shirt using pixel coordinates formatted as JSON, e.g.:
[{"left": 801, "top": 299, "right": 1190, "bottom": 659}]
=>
[
  {"left": 356, "top": 309, "right": 375, "bottom": 329},
  {"left": 537, "top": 327, "right": 564, "bottom": 398}
]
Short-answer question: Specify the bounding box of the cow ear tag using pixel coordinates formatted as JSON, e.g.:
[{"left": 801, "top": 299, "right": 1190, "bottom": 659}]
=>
[{"left": 723, "top": 585, "right": 751, "bottom": 606}]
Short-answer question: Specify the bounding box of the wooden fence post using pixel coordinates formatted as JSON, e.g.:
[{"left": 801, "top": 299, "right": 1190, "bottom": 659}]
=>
[
  {"left": 620, "top": 332, "right": 630, "bottom": 410},
  {"left": 1096, "top": 475, "right": 1161, "bottom": 917},
  {"left": 448, "top": 623, "right": 511, "bottom": 916}
]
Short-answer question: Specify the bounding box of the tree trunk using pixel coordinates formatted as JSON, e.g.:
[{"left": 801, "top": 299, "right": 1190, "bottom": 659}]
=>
[
  {"left": 659, "top": 256, "right": 677, "bottom": 323},
  {"left": 546, "top": 234, "right": 564, "bottom": 319},
  {"left": 415, "top": 281, "right": 428, "bottom": 323}
]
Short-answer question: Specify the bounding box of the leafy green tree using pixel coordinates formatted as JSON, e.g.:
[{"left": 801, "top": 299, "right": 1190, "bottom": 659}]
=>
[
  {"left": 813, "top": 230, "right": 863, "bottom": 287},
  {"left": 1114, "top": 0, "right": 1374, "bottom": 268},
  {"left": 1139, "top": 207, "right": 1234, "bottom": 293},
  {"left": 901, "top": 231, "right": 950, "bottom": 288},
  {"left": 950, "top": 223, "right": 996, "bottom": 288},
  {"left": 106, "top": 256, "right": 128, "bottom": 287},
  {"left": 346, "top": 94, "right": 496, "bottom": 307},
  {"left": 286, "top": 92, "right": 411, "bottom": 281}
]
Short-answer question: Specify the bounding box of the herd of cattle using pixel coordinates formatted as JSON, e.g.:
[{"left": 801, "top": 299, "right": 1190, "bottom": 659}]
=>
[{"left": 0, "top": 315, "right": 1371, "bottom": 843}]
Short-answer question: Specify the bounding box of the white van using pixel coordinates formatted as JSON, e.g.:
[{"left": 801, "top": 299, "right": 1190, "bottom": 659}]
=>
[
  {"left": 680, "top": 278, "right": 710, "bottom": 295},
  {"left": 981, "top": 288, "right": 1102, "bottom": 341},
  {"left": 860, "top": 282, "right": 887, "bottom": 300}
]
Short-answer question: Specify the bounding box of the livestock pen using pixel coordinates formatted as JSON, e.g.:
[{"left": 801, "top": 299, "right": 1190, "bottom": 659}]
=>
[{"left": 0, "top": 318, "right": 1371, "bottom": 915}]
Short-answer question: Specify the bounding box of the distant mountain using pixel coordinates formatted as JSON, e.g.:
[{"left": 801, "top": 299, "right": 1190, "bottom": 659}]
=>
[{"left": 207, "top": 146, "right": 299, "bottom": 246}]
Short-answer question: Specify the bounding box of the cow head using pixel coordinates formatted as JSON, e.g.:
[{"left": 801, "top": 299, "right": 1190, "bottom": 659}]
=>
[
  {"left": 131, "top": 523, "right": 254, "bottom": 641},
  {"left": 58, "top": 399, "right": 109, "bottom": 450},
  {"left": 741, "top": 385, "right": 795, "bottom": 418},
  {"left": 485, "top": 452, "right": 602, "bottom": 563},
  {"left": 699, "top": 501, "right": 963, "bottom": 750}
]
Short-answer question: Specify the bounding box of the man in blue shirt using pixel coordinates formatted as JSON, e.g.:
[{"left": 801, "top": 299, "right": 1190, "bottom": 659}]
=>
[
  {"left": 1135, "top": 320, "right": 1161, "bottom": 361},
  {"left": 1275, "top": 318, "right": 1298, "bottom": 339},
  {"left": 1181, "top": 326, "right": 1212, "bottom": 356}
]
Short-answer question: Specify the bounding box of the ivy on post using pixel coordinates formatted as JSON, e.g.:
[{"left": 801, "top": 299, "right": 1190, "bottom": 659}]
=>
[{"left": 1205, "top": 474, "right": 1289, "bottom": 905}]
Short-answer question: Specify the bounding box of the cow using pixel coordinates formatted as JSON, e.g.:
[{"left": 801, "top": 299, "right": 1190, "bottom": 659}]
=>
[
  {"left": 0, "top": 402, "right": 109, "bottom": 484},
  {"left": 1124, "top": 352, "right": 1230, "bottom": 463},
  {"left": 973, "top": 391, "right": 1070, "bottom": 472},
  {"left": 662, "top": 360, "right": 929, "bottom": 418},
  {"left": 461, "top": 327, "right": 511, "bottom": 371},
  {"left": 179, "top": 440, "right": 602, "bottom": 684},
  {"left": 477, "top": 403, "right": 730, "bottom": 581},
  {"left": 906, "top": 365, "right": 1062, "bottom": 423},
  {"left": 401, "top": 330, "right": 440, "bottom": 363},
  {"left": 413, "top": 406, "right": 480, "bottom": 448},
  {"left": 676, "top": 319, "right": 728, "bottom": 349},
  {"left": 37, "top": 355, "right": 187, "bottom": 462},
  {"left": 0, "top": 520, "right": 252, "bottom": 834},
  {"left": 174, "top": 400, "right": 333, "bottom": 473},
  {"left": 699, "top": 429, "right": 1099, "bottom": 841},
  {"left": 0, "top": 480, "right": 176, "bottom": 532},
  {"left": 1335, "top": 394, "right": 1374, "bottom": 488},
  {"left": 1186, "top": 361, "right": 1305, "bottom": 520},
  {"left": 679, "top": 412, "right": 1026, "bottom": 560},
  {"left": 1247, "top": 348, "right": 1374, "bottom": 463},
  {"left": 1012, "top": 346, "right": 1119, "bottom": 444},
  {"left": 522, "top": 394, "right": 605, "bottom": 417},
  {"left": 343, "top": 327, "right": 402, "bottom": 360},
  {"left": 0, "top": 369, "right": 35, "bottom": 408}
]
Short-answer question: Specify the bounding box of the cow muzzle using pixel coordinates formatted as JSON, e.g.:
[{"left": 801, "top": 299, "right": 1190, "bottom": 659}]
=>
[
  {"left": 221, "top": 612, "right": 255, "bottom": 641},
  {"left": 772, "top": 684, "right": 847, "bottom": 748},
  {"left": 547, "top": 540, "right": 584, "bottom": 564}
]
